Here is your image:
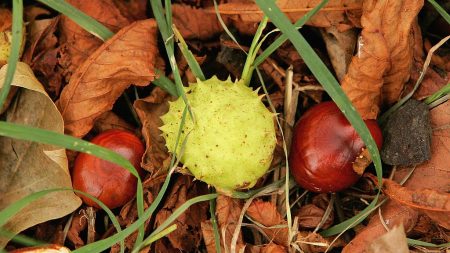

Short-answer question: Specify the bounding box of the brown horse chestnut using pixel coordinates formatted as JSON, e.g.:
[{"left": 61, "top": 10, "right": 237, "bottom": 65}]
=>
[
  {"left": 72, "top": 129, "right": 144, "bottom": 209},
  {"left": 290, "top": 102, "right": 383, "bottom": 193}
]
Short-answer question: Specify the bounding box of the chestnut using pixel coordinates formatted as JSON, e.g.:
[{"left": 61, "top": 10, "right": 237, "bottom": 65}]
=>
[
  {"left": 72, "top": 129, "right": 144, "bottom": 209},
  {"left": 289, "top": 101, "right": 383, "bottom": 193}
]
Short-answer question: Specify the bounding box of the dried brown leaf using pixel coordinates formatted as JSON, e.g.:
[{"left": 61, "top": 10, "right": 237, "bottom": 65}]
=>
[
  {"left": 342, "top": 0, "right": 423, "bottom": 119},
  {"left": 296, "top": 231, "right": 344, "bottom": 253},
  {"left": 57, "top": 19, "right": 158, "bottom": 138},
  {"left": 93, "top": 111, "right": 135, "bottom": 133},
  {"left": 0, "top": 63, "right": 81, "bottom": 247},
  {"left": 134, "top": 87, "right": 172, "bottom": 174},
  {"left": 67, "top": 211, "right": 87, "bottom": 248},
  {"left": 246, "top": 200, "right": 289, "bottom": 246},
  {"left": 154, "top": 175, "right": 209, "bottom": 251},
  {"left": 172, "top": 4, "right": 225, "bottom": 40},
  {"left": 215, "top": 0, "right": 363, "bottom": 32},
  {"left": 216, "top": 195, "right": 245, "bottom": 252},
  {"left": 342, "top": 201, "right": 418, "bottom": 253},
  {"left": 113, "top": 0, "right": 148, "bottom": 21},
  {"left": 247, "top": 243, "right": 287, "bottom": 253},
  {"left": 366, "top": 225, "right": 409, "bottom": 253},
  {"left": 58, "top": 0, "right": 129, "bottom": 82}
]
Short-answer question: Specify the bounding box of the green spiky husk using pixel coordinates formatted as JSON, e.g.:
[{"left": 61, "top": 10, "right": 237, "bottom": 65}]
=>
[{"left": 160, "top": 77, "right": 276, "bottom": 194}]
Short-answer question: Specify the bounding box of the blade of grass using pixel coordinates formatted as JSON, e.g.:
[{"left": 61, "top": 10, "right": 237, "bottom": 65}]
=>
[
  {"left": 150, "top": 0, "right": 193, "bottom": 121},
  {"left": 424, "top": 83, "right": 450, "bottom": 104},
  {"left": 139, "top": 224, "right": 177, "bottom": 249},
  {"left": 255, "top": 0, "right": 383, "bottom": 236},
  {"left": 209, "top": 196, "right": 221, "bottom": 253},
  {"left": 0, "top": 0, "right": 23, "bottom": 110},
  {"left": 213, "top": 0, "right": 247, "bottom": 54},
  {"left": 36, "top": 0, "right": 114, "bottom": 40},
  {"left": 153, "top": 69, "right": 179, "bottom": 96},
  {"left": 408, "top": 239, "right": 450, "bottom": 248},
  {"left": 253, "top": 0, "right": 329, "bottom": 68},
  {"left": 427, "top": 0, "right": 450, "bottom": 24},
  {"left": 172, "top": 25, "right": 206, "bottom": 81}
]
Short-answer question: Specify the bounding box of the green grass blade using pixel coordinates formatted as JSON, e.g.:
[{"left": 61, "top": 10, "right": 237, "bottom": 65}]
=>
[
  {"left": 139, "top": 224, "right": 177, "bottom": 249},
  {"left": 213, "top": 0, "right": 246, "bottom": 54},
  {"left": 242, "top": 16, "right": 268, "bottom": 86},
  {"left": 253, "top": 0, "right": 329, "bottom": 67},
  {"left": 172, "top": 26, "right": 206, "bottom": 81},
  {"left": 153, "top": 70, "right": 179, "bottom": 97},
  {"left": 209, "top": 196, "right": 221, "bottom": 253},
  {"left": 408, "top": 239, "right": 450, "bottom": 248},
  {"left": 36, "top": 0, "right": 114, "bottom": 40},
  {"left": 427, "top": 0, "right": 450, "bottom": 24},
  {"left": 0, "top": 0, "right": 23, "bottom": 110},
  {"left": 424, "top": 83, "right": 450, "bottom": 104},
  {"left": 255, "top": 0, "right": 383, "bottom": 236}
]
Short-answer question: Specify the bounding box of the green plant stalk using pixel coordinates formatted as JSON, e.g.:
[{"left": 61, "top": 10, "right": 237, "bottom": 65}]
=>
[
  {"left": 424, "top": 83, "right": 450, "bottom": 104},
  {"left": 150, "top": 0, "right": 193, "bottom": 121},
  {"left": 241, "top": 16, "right": 269, "bottom": 86},
  {"left": 37, "top": 0, "right": 114, "bottom": 40},
  {"left": 209, "top": 194, "right": 221, "bottom": 253},
  {"left": 139, "top": 224, "right": 177, "bottom": 249},
  {"left": 427, "top": 0, "right": 450, "bottom": 24},
  {"left": 172, "top": 25, "right": 206, "bottom": 81},
  {"left": 0, "top": 0, "right": 23, "bottom": 110},
  {"left": 255, "top": 0, "right": 383, "bottom": 236},
  {"left": 253, "top": 0, "right": 329, "bottom": 68},
  {"left": 213, "top": 0, "right": 246, "bottom": 53}
]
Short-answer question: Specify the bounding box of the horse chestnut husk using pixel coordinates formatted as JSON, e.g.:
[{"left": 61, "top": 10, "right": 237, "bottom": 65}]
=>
[
  {"left": 72, "top": 129, "right": 144, "bottom": 209},
  {"left": 290, "top": 101, "right": 383, "bottom": 193}
]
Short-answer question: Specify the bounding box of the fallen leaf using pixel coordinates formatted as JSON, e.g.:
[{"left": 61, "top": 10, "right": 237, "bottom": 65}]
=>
[
  {"left": 297, "top": 193, "right": 334, "bottom": 230},
  {"left": 367, "top": 225, "right": 409, "bottom": 253},
  {"left": 296, "top": 231, "right": 344, "bottom": 253},
  {"left": 215, "top": 0, "right": 363, "bottom": 32},
  {"left": 320, "top": 27, "right": 357, "bottom": 81},
  {"left": 248, "top": 243, "right": 287, "bottom": 253},
  {"left": 341, "top": 0, "right": 423, "bottom": 119},
  {"left": 93, "top": 111, "right": 135, "bottom": 134},
  {"left": 0, "top": 63, "right": 81, "bottom": 247},
  {"left": 246, "top": 199, "right": 289, "bottom": 246},
  {"left": 154, "top": 175, "right": 209, "bottom": 251},
  {"left": 57, "top": 19, "right": 158, "bottom": 138},
  {"left": 344, "top": 101, "right": 450, "bottom": 252},
  {"left": 134, "top": 87, "right": 172, "bottom": 174},
  {"left": 215, "top": 195, "right": 245, "bottom": 252},
  {"left": 67, "top": 210, "right": 87, "bottom": 248},
  {"left": 113, "top": 0, "right": 148, "bottom": 21},
  {"left": 58, "top": 0, "right": 130, "bottom": 83},
  {"left": 172, "top": 4, "right": 225, "bottom": 40}
]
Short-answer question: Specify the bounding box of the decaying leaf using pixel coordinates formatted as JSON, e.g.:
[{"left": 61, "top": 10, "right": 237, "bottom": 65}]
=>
[
  {"left": 93, "top": 111, "right": 135, "bottom": 133},
  {"left": 296, "top": 231, "right": 343, "bottom": 253},
  {"left": 67, "top": 210, "right": 87, "bottom": 248},
  {"left": 215, "top": 0, "right": 363, "bottom": 32},
  {"left": 0, "top": 63, "right": 81, "bottom": 247},
  {"left": 154, "top": 175, "right": 209, "bottom": 252},
  {"left": 247, "top": 243, "right": 287, "bottom": 253},
  {"left": 297, "top": 193, "right": 334, "bottom": 230},
  {"left": 58, "top": 0, "right": 130, "bottom": 82},
  {"left": 134, "top": 87, "right": 172, "bottom": 174},
  {"left": 172, "top": 4, "right": 224, "bottom": 40},
  {"left": 320, "top": 27, "right": 357, "bottom": 81},
  {"left": 342, "top": 201, "right": 418, "bottom": 253},
  {"left": 57, "top": 19, "right": 158, "bottom": 138},
  {"left": 341, "top": 0, "right": 423, "bottom": 119},
  {"left": 345, "top": 101, "right": 450, "bottom": 252},
  {"left": 367, "top": 225, "right": 409, "bottom": 253},
  {"left": 246, "top": 199, "right": 289, "bottom": 246}
]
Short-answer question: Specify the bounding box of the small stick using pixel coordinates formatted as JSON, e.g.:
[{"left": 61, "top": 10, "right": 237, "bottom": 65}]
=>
[{"left": 86, "top": 207, "right": 96, "bottom": 244}]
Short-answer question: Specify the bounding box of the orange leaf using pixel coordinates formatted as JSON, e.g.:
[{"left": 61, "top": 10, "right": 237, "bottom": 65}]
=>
[
  {"left": 57, "top": 19, "right": 158, "bottom": 138},
  {"left": 246, "top": 200, "right": 289, "bottom": 246},
  {"left": 341, "top": 0, "right": 423, "bottom": 119}
]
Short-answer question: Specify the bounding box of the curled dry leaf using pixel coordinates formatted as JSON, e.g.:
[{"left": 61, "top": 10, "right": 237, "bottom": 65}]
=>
[
  {"left": 57, "top": 19, "right": 158, "bottom": 138},
  {"left": 246, "top": 199, "right": 289, "bottom": 246},
  {"left": 215, "top": 0, "right": 363, "bottom": 32},
  {"left": 296, "top": 231, "right": 343, "bottom": 253},
  {"left": 67, "top": 210, "right": 88, "bottom": 248},
  {"left": 58, "top": 0, "right": 129, "bottom": 82},
  {"left": 341, "top": 0, "right": 423, "bottom": 119},
  {"left": 345, "top": 101, "right": 450, "bottom": 252},
  {"left": 134, "top": 87, "right": 172, "bottom": 174},
  {"left": 247, "top": 243, "right": 287, "bottom": 253},
  {"left": 342, "top": 201, "right": 418, "bottom": 253},
  {"left": 172, "top": 4, "right": 224, "bottom": 40},
  {"left": 93, "top": 111, "right": 135, "bottom": 134},
  {"left": 297, "top": 193, "right": 334, "bottom": 229},
  {"left": 154, "top": 175, "right": 209, "bottom": 252},
  {"left": 367, "top": 225, "right": 409, "bottom": 253},
  {"left": 0, "top": 63, "right": 81, "bottom": 247},
  {"left": 205, "top": 195, "right": 245, "bottom": 252}
]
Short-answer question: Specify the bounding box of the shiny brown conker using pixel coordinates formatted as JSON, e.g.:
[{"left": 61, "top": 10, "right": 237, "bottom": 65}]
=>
[
  {"left": 289, "top": 101, "right": 383, "bottom": 193},
  {"left": 72, "top": 129, "right": 144, "bottom": 209}
]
